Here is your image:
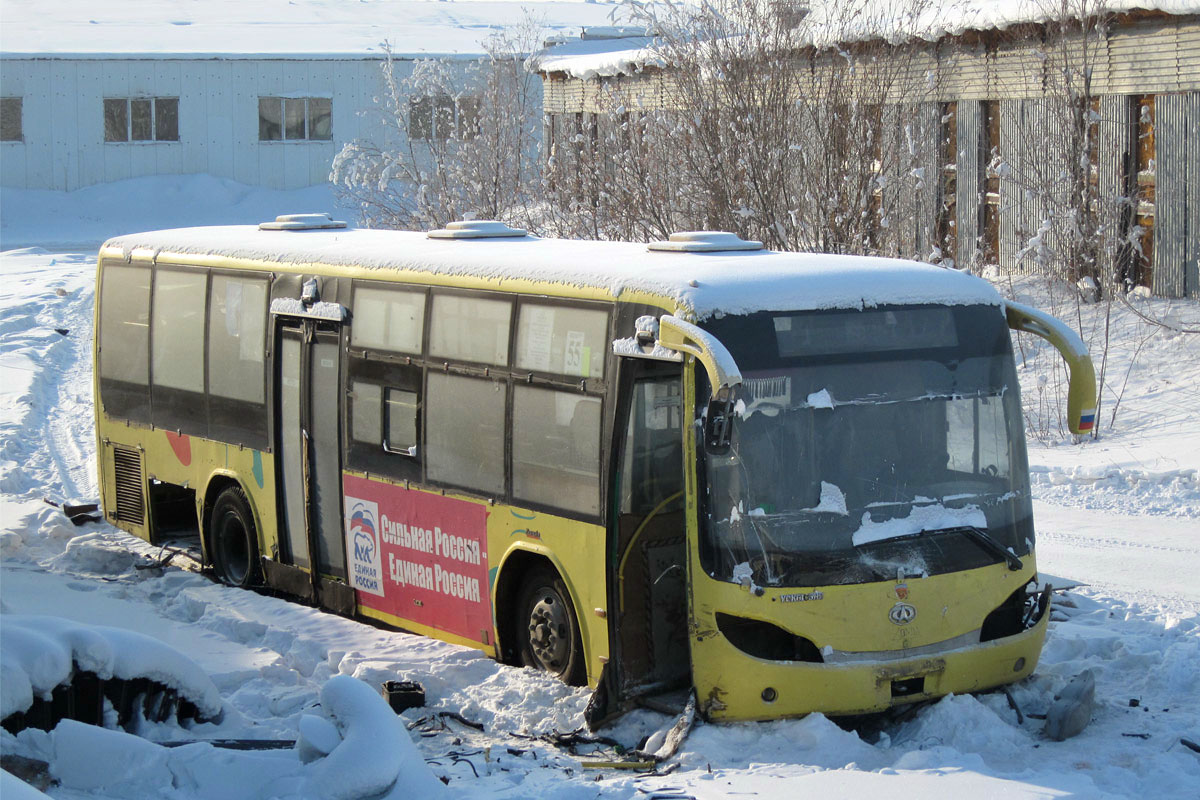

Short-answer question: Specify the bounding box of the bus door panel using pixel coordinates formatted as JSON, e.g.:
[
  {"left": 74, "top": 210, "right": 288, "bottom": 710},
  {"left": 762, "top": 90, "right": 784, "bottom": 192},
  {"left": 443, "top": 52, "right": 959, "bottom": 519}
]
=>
[
  {"left": 277, "top": 327, "right": 310, "bottom": 571},
  {"left": 309, "top": 329, "right": 346, "bottom": 579},
  {"left": 610, "top": 362, "right": 690, "bottom": 698},
  {"left": 273, "top": 318, "right": 351, "bottom": 611}
]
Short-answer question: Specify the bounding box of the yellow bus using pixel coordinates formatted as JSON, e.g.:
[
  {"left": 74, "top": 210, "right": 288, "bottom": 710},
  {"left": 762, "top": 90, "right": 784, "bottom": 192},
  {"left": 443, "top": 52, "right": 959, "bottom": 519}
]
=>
[{"left": 93, "top": 216, "right": 1096, "bottom": 723}]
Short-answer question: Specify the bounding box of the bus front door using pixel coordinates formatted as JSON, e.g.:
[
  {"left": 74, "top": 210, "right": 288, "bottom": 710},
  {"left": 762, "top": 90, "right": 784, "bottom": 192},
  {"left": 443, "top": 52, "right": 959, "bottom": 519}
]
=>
[
  {"left": 607, "top": 362, "right": 690, "bottom": 705},
  {"left": 275, "top": 319, "right": 354, "bottom": 614}
]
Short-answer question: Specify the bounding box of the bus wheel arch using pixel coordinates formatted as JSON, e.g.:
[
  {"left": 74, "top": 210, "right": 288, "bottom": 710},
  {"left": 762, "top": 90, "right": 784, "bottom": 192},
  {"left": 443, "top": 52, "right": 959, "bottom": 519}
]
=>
[
  {"left": 202, "top": 477, "right": 262, "bottom": 589},
  {"left": 495, "top": 551, "right": 586, "bottom": 686}
]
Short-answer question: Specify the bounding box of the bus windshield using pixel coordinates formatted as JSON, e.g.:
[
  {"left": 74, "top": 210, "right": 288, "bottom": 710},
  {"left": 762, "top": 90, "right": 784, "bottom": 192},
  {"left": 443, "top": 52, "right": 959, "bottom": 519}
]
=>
[{"left": 698, "top": 304, "right": 1033, "bottom": 588}]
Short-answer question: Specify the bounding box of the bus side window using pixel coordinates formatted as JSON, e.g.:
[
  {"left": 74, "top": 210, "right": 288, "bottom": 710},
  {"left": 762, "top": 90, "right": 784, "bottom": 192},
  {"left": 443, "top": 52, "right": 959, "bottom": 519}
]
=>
[
  {"left": 206, "top": 273, "right": 269, "bottom": 449},
  {"left": 350, "top": 285, "right": 424, "bottom": 354},
  {"left": 515, "top": 301, "right": 609, "bottom": 379},
  {"left": 429, "top": 293, "right": 512, "bottom": 366},
  {"left": 98, "top": 262, "right": 152, "bottom": 421},
  {"left": 426, "top": 373, "right": 506, "bottom": 496},
  {"left": 207, "top": 274, "right": 268, "bottom": 404},
  {"left": 150, "top": 266, "right": 208, "bottom": 436},
  {"left": 512, "top": 387, "right": 602, "bottom": 517},
  {"left": 384, "top": 388, "right": 418, "bottom": 454},
  {"left": 345, "top": 371, "right": 422, "bottom": 478}
]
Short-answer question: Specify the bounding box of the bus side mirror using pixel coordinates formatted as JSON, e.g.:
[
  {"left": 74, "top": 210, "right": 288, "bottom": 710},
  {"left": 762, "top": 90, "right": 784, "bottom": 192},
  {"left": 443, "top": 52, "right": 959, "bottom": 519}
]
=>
[{"left": 1003, "top": 300, "right": 1098, "bottom": 436}]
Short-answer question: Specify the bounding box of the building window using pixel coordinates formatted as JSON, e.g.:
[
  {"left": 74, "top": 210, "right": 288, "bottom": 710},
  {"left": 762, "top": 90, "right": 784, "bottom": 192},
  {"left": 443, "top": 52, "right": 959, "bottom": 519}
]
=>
[
  {"left": 104, "top": 98, "right": 179, "bottom": 143},
  {"left": 1, "top": 97, "right": 22, "bottom": 142},
  {"left": 258, "top": 97, "right": 332, "bottom": 141},
  {"left": 408, "top": 94, "right": 480, "bottom": 142}
]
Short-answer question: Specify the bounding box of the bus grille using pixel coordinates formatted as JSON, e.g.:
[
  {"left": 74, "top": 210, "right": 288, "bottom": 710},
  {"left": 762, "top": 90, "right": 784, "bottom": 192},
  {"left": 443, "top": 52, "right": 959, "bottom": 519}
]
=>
[{"left": 111, "top": 446, "right": 145, "bottom": 525}]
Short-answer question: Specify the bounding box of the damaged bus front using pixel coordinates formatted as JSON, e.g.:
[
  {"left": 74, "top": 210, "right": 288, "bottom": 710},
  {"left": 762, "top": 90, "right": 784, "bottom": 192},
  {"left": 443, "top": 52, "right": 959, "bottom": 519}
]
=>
[{"left": 662, "top": 300, "right": 1094, "bottom": 721}]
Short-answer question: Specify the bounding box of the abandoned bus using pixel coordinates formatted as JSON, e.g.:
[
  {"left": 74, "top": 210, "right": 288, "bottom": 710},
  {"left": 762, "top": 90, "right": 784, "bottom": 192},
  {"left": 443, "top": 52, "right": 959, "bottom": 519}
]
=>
[{"left": 93, "top": 217, "right": 1096, "bottom": 723}]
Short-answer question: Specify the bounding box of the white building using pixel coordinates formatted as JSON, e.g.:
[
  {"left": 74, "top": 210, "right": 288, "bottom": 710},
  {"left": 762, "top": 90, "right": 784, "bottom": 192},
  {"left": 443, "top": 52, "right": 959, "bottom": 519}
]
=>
[{"left": 0, "top": 0, "right": 622, "bottom": 191}]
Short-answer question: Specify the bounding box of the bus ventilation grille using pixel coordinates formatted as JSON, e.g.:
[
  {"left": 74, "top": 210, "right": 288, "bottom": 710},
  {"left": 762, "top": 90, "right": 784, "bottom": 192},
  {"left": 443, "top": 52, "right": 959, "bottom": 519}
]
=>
[{"left": 111, "top": 446, "right": 145, "bottom": 525}]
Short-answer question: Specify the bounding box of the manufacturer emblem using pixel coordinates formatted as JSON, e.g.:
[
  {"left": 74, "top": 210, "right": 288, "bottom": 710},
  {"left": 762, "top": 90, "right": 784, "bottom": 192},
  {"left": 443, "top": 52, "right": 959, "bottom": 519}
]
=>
[
  {"left": 889, "top": 602, "right": 917, "bottom": 625},
  {"left": 894, "top": 583, "right": 909, "bottom": 600}
]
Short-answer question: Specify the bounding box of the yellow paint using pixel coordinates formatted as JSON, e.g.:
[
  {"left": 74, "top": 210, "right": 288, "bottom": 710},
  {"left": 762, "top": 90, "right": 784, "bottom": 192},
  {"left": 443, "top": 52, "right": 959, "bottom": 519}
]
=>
[{"left": 688, "top": 548, "right": 1047, "bottom": 720}]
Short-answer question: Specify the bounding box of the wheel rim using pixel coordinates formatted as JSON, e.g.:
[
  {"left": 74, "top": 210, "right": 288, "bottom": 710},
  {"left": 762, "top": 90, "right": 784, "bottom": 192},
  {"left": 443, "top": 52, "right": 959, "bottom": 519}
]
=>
[
  {"left": 218, "top": 511, "right": 249, "bottom": 584},
  {"left": 527, "top": 589, "right": 571, "bottom": 673}
]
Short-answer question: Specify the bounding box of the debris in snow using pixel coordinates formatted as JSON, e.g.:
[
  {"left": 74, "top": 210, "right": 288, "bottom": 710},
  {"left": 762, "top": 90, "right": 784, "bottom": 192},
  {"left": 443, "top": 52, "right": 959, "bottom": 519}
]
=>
[
  {"left": 0, "top": 615, "right": 223, "bottom": 724},
  {"left": 1043, "top": 670, "right": 1096, "bottom": 742}
]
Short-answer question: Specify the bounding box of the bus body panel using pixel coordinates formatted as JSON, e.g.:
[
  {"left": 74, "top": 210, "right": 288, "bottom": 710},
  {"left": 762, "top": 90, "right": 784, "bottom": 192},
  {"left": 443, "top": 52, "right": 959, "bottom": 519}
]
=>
[
  {"left": 695, "top": 611, "right": 1047, "bottom": 721},
  {"left": 338, "top": 469, "right": 611, "bottom": 683},
  {"left": 96, "top": 419, "right": 279, "bottom": 558}
]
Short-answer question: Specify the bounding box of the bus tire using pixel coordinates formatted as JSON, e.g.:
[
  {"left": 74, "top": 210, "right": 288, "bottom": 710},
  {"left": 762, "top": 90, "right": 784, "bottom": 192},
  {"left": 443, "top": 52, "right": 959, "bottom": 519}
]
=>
[
  {"left": 516, "top": 565, "right": 585, "bottom": 685},
  {"left": 210, "top": 485, "right": 260, "bottom": 589}
]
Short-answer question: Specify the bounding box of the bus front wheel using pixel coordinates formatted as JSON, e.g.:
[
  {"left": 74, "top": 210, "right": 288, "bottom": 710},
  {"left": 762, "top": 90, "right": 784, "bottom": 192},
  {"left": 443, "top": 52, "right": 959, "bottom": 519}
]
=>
[
  {"left": 517, "top": 565, "right": 585, "bottom": 685},
  {"left": 210, "top": 486, "right": 260, "bottom": 588}
]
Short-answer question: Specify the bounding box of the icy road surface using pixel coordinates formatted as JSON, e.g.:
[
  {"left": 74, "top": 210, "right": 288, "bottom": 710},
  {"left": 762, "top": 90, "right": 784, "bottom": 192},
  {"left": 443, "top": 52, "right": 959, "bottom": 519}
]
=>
[{"left": 2, "top": 245, "right": 1198, "bottom": 799}]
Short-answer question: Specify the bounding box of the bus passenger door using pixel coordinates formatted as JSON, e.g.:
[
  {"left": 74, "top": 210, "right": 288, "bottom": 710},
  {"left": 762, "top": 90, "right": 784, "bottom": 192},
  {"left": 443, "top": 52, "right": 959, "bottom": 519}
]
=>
[
  {"left": 275, "top": 319, "right": 354, "bottom": 614},
  {"left": 608, "top": 362, "right": 690, "bottom": 702}
]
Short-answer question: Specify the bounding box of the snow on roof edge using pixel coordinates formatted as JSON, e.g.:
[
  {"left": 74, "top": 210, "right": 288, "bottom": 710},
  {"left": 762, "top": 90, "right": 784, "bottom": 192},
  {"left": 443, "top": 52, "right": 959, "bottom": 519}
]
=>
[
  {"left": 533, "top": 2, "right": 1200, "bottom": 80},
  {"left": 101, "top": 225, "right": 1003, "bottom": 321}
]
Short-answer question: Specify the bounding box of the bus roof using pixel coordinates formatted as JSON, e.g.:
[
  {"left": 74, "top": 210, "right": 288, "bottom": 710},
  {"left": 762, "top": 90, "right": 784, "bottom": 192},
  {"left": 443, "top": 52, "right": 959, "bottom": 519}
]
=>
[{"left": 101, "top": 225, "right": 1003, "bottom": 320}]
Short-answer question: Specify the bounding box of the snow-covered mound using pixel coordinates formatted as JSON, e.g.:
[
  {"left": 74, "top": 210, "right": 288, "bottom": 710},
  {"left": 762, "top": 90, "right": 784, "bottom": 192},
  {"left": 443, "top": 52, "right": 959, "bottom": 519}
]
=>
[{"left": 0, "top": 615, "right": 223, "bottom": 722}]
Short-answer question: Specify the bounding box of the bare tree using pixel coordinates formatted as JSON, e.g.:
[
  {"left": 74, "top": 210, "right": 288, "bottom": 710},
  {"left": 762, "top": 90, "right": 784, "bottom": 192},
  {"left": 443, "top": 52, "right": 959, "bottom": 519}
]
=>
[
  {"left": 541, "top": 0, "right": 948, "bottom": 258},
  {"left": 332, "top": 20, "right": 545, "bottom": 230}
]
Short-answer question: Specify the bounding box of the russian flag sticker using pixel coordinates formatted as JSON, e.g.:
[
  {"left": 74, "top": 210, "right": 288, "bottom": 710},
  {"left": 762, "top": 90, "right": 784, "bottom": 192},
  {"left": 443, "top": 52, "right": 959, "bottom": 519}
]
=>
[{"left": 1078, "top": 409, "right": 1096, "bottom": 431}]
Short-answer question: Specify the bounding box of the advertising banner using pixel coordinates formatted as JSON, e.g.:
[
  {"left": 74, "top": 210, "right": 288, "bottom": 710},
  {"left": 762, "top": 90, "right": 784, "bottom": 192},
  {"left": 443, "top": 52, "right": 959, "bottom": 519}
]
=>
[{"left": 343, "top": 474, "right": 492, "bottom": 644}]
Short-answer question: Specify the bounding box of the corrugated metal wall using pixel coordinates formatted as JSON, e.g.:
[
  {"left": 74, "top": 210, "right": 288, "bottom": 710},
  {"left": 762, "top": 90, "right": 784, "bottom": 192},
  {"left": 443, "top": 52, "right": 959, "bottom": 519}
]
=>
[
  {"left": 0, "top": 58, "right": 405, "bottom": 191},
  {"left": 955, "top": 99, "right": 984, "bottom": 268},
  {"left": 877, "top": 102, "right": 942, "bottom": 261},
  {"left": 1153, "top": 91, "right": 1199, "bottom": 298},
  {"left": 1097, "top": 95, "right": 1135, "bottom": 286},
  {"left": 997, "top": 100, "right": 1024, "bottom": 269}
]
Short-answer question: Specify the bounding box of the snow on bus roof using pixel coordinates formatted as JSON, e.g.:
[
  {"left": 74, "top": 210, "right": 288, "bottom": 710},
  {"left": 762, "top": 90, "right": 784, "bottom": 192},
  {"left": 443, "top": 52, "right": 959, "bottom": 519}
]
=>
[{"left": 102, "top": 225, "right": 1002, "bottom": 319}]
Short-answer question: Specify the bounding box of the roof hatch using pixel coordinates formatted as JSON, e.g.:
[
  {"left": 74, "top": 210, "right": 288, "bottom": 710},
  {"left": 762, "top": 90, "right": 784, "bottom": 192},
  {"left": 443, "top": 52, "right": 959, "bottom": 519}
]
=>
[
  {"left": 427, "top": 220, "right": 527, "bottom": 239},
  {"left": 648, "top": 231, "right": 763, "bottom": 253},
  {"left": 259, "top": 213, "right": 347, "bottom": 231}
]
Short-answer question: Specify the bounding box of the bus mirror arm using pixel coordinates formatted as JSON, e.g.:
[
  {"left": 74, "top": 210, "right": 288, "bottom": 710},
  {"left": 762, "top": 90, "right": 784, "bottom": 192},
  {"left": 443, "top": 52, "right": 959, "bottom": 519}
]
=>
[
  {"left": 1003, "top": 301, "right": 1098, "bottom": 437},
  {"left": 655, "top": 316, "right": 742, "bottom": 452},
  {"left": 656, "top": 316, "right": 743, "bottom": 395}
]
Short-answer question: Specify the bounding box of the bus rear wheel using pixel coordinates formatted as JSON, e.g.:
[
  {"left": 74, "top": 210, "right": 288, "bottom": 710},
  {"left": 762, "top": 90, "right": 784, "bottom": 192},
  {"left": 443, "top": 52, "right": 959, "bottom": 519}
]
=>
[
  {"left": 517, "top": 565, "right": 585, "bottom": 685},
  {"left": 210, "top": 486, "right": 260, "bottom": 588}
]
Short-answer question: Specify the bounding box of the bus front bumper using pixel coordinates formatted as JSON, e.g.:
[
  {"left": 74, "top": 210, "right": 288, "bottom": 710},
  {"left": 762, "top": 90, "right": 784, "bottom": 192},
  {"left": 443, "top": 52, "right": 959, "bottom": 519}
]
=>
[{"left": 695, "top": 612, "right": 1048, "bottom": 721}]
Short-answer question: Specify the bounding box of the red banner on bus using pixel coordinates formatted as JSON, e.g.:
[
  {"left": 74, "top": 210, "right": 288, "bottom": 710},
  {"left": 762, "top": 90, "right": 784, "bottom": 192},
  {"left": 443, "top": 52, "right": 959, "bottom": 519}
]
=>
[{"left": 343, "top": 474, "right": 492, "bottom": 644}]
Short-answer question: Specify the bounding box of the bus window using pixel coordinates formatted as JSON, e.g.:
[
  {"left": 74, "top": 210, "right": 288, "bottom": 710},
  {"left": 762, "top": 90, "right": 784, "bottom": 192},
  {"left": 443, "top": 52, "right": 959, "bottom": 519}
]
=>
[
  {"left": 512, "top": 387, "right": 601, "bottom": 516},
  {"left": 207, "top": 274, "right": 268, "bottom": 404},
  {"left": 350, "top": 381, "right": 383, "bottom": 444},
  {"left": 345, "top": 356, "right": 422, "bottom": 480},
  {"left": 515, "top": 302, "right": 609, "bottom": 379},
  {"left": 385, "top": 388, "right": 418, "bottom": 454},
  {"left": 426, "top": 373, "right": 506, "bottom": 495},
  {"left": 98, "top": 262, "right": 151, "bottom": 420},
  {"left": 429, "top": 294, "right": 512, "bottom": 366},
  {"left": 151, "top": 268, "right": 206, "bottom": 393},
  {"left": 350, "top": 286, "right": 425, "bottom": 353}
]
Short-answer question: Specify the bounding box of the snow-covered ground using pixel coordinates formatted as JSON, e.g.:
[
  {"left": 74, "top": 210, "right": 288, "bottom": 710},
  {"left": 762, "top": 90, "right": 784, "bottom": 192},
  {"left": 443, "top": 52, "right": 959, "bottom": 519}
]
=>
[{"left": 2, "top": 177, "right": 1199, "bottom": 798}]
